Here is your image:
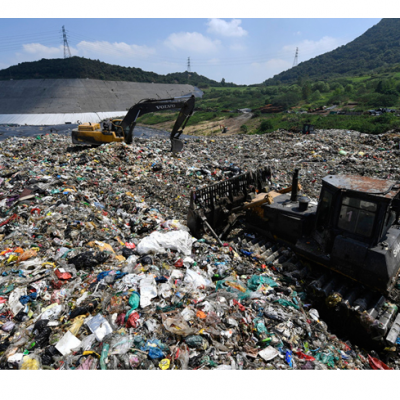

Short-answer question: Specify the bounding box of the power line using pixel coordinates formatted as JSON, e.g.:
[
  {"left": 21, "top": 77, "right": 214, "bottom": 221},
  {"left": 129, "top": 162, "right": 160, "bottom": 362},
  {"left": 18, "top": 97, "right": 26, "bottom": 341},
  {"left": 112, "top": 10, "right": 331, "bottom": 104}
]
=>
[{"left": 187, "top": 57, "right": 191, "bottom": 72}]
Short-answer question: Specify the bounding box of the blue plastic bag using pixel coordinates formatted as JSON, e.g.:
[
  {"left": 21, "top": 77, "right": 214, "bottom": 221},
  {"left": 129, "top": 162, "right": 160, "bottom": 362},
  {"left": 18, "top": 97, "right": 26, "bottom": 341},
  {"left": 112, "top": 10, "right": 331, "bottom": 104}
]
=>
[{"left": 285, "top": 350, "right": 293, "bottom": 367}]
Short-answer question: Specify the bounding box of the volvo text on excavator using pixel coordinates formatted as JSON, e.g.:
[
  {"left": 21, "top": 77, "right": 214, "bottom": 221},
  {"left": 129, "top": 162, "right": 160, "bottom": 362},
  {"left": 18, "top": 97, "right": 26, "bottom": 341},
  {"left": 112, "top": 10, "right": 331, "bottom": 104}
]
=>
[
  {"left": 187, "top": 167, "right": 400, "bottom": 346},
  {"left": 71, "top": 95, "right": 195, "bottom": 153}
]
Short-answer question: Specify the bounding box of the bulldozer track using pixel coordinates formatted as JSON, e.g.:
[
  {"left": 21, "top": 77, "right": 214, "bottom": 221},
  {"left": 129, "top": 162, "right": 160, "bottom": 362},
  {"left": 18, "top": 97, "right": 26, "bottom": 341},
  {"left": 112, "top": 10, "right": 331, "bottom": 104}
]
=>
[{"left": 228, "top": 227, "right": 400, "bottom": 349}]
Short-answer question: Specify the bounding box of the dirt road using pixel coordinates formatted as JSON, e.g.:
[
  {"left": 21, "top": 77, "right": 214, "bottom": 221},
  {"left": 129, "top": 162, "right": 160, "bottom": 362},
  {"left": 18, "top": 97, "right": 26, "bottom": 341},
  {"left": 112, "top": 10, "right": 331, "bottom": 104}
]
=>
[{"left": 141, "top": 112, "right": 253, "bottom": 137}]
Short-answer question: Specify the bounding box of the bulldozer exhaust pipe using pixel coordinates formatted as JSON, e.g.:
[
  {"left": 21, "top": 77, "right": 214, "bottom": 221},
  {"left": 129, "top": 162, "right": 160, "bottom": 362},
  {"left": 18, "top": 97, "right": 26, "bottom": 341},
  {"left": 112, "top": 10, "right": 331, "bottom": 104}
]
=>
[{"left": 291, "top": 169, "right": 300, "bottom": 202}]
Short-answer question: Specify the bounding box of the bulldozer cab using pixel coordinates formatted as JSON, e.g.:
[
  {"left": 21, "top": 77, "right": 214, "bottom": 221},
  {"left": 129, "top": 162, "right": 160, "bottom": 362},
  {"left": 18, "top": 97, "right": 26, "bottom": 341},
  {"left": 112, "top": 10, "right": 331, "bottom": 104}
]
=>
[{"left": 314, "top": 175, "right": 400, "bottom": 251}]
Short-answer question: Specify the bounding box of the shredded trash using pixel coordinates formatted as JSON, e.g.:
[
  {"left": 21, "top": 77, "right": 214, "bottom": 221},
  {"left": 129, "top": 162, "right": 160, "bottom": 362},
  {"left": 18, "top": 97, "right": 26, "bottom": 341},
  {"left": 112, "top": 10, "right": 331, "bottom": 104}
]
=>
[{"left": 0, "top": 128, "right": 400, "bottom": 369}]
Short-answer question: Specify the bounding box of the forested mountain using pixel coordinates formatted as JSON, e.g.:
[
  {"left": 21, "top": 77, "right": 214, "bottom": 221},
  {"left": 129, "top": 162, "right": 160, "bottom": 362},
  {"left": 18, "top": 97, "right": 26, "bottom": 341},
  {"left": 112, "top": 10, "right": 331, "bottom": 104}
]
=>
[
  {"left": 265, "top": 18, "right": 400, "bottom": 85},
  {"left": 0, "top": 56, "right": 227, "bottom": 87}
]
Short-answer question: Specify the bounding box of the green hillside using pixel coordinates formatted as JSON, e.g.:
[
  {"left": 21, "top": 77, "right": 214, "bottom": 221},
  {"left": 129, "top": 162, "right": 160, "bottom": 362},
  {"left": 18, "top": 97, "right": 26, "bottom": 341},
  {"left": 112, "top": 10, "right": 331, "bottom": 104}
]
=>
[
  {"left": 265, "top": 18, "right": 400, "bottom": 85},
  {"left": 0, "top": 56, "right": 228, "bottom": 88}
]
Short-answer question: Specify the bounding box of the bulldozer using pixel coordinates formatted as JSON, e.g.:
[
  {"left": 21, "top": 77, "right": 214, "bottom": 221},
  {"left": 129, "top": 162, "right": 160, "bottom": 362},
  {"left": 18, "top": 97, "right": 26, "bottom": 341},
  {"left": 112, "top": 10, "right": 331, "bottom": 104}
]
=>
[
  {"left": 71, "top": 95, "right": 195, "bottom": 153},
  {"left": 187, "top": 167, "right": 400, "bottom": 346}
]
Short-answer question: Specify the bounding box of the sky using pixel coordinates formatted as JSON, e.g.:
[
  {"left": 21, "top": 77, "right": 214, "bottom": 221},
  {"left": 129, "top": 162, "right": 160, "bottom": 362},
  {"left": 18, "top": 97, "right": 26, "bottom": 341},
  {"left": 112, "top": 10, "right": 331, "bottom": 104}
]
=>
[{"left": 0, "top": 18, "right": 383, "bottom": 85}]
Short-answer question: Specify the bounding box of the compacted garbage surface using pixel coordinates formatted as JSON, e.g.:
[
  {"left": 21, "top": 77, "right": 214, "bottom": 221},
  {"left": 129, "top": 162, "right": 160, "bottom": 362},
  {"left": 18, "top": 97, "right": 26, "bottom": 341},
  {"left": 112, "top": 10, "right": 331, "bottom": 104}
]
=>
[{"left": 1, "top": 128, "right": 400, "bottom": 370}]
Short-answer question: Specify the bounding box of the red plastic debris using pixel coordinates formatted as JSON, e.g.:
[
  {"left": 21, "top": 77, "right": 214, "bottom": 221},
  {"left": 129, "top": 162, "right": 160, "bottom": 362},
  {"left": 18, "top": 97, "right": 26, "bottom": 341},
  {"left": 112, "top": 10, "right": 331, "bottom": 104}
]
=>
[
  {"left": 126, "top": 312, "right": 140, "bottom": 328},
  {"left": 54, "top": 269, "right": 72, "bottom": 280},
  {"left": 0, "top": 214, "right": 19, "bottom": 227},
  {"left": 368, "top": 355, "right": 393, "bottom": 370},
  {"left": 174, "top": 259, "right": 184, "bottom": 268},
  {"left": 233, "top": 299, "right": 246, "bottom": 312},
  {"left": 295, "top": 351, "right": 316, "bottom": 361},
  {"left": 30, "top": 208, "right": 41, "bottom": 215},
  {"left": 125, "top": 243, "right": 136, "bottom": 249},
  {"left": 115, "top": 313, "right": 126, "bottom": 326}
]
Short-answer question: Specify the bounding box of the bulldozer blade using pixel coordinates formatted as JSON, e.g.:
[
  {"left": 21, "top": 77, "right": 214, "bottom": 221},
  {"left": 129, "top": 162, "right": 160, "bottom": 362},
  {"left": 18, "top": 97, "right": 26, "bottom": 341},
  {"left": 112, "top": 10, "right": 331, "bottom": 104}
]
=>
[{"left": 171, "top": 139, "right": 184, "bottom": 154}]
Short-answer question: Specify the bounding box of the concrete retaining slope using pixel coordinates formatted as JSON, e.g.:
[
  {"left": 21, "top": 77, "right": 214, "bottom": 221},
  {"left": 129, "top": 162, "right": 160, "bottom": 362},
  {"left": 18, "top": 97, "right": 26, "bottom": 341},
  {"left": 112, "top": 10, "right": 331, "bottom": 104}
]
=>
[{"left": 0, "top": 79, "right": 200, "bottom": 125}]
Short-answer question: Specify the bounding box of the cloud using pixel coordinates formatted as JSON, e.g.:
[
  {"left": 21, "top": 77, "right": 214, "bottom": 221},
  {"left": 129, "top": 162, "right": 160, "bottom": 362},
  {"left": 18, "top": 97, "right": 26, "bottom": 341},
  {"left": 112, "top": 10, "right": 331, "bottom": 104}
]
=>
[
  {"left": 76, "top": 41, "right": 155, "bottom": 59},
  {"left": 164, "top": 32, "right": 220, "bottom": 54},
  {"left": 207, "top": 18, "right": 248, "bottom": 37},
  {"left": 230, "top": 43, "right": 246, "bottom": 51},
  {"left": 251, "top": 58, "right": 292, "bottom": 77},
  {"left": 283, "top": 36, "right": 344, "bottom": 60},
  {"left": 21, "top": 43, "right": 63, "bottom": 57}
]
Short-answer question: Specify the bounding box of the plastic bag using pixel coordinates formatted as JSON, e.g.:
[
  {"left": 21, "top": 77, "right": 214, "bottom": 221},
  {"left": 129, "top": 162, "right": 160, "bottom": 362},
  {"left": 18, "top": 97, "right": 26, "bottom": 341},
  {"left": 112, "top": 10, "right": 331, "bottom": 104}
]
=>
[
  {"left": 141, "top": 339, "right": 165, "bottom": 359},
  {"left": 17, "top": 249, "right": 37, "bottom": 263},
  {"left": 185, "top": 335, "right": 209, "bottom": 350},
  {"left": 177, "top": 343, "right": 190, "bottom": 370},
  {"left": 137, "top": 230, "right": 195, "bottom": 256},
  {"left": 163, "top": 316, "right": 194, "bottom": 336},
  {"left": 68, "top": 315, "right": 86, "bottom": 336},
  {"left": 216, "top": 277, "right": 247, "bottom": 298},
  {"left": 126, "top": 312, "right": 140, "bottom": 328},
  {"left": 110, "top": 334, "right": 134, "bottom": 355},
  {"left": 184, "top": 269, "right": 210, "bottom": 288},
  {"left": 40, "top": 303, "right": 63, "bottom": 320},
  {"left": 247, "top": 275, "right": 278, "bottom": 291},
  {"left": 20, "top": 354, "right": 41, "bottom": 370},
  {"left": 253, "top": 317, "right": 268, "bottom": 334},
  {"left": 80, "top": 334, "right": 97, "bottom": 351},
  {"left": 1, "top": 321, "right": 15, "bottom": 332},
  {"left": 159, "top": 283, "right": 173, "bottom": 298},
  {"left": 161, "top": 220, "right": 189, "bottom": 231},
  {"left": 128, "top": 292, "right": 140, "bottom": 309},
  {"left": 274, "top": 298, "right": 300, "bottom": 310},
  {"left": 140, "top": 276, "right": 157, "bottom": 308}
]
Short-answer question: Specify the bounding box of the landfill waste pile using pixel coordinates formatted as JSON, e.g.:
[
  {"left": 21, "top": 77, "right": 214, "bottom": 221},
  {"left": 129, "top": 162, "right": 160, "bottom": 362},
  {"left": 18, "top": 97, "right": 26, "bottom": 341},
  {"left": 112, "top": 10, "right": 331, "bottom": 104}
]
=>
[{"left": 1, "top": 128, "right": 400, "bottom": 370}]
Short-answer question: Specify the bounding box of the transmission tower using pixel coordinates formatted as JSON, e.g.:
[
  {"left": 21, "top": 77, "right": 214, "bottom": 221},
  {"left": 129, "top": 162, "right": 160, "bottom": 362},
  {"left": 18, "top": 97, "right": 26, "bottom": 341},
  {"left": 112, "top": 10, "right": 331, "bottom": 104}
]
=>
[
  {"left": 292, "top": 47, "right": 298, "bottom": 68},
  {"left": 62, "top": 26, "right": 72, "bottom": 58},
  {"left": 187, "top": 57, "right": 191, "bottom": 72}
]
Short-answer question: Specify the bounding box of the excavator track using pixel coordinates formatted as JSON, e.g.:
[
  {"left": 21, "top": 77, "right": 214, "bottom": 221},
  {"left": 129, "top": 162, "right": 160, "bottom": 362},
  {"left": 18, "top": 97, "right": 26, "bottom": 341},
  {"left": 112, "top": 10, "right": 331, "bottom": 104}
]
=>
[{"left": 226, "top": 227, "right": 400, "bottom": 349}]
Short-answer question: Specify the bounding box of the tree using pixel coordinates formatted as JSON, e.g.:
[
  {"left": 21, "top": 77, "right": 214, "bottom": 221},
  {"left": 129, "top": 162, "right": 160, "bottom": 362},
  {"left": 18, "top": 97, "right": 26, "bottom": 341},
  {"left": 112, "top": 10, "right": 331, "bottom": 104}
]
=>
[
  {"left": 345, "top": 84, "right": 354, "bottom": 93},
  {"left": 302, "top": 82, "right": 312, "bottom": 101},
  {"left": 221, "top": 78, "right": 226, "bottom": 87},
  {"left": 273, "top": 92, "right": 301, "bottom": 109},
  {"left": 310, "top": 90, "right": 322, "bottom": 101}
]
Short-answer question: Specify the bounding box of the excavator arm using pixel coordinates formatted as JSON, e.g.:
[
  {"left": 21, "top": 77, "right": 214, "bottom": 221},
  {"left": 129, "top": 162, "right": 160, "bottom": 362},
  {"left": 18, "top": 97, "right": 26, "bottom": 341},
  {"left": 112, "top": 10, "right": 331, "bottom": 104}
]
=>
[{"left": 120, "top": 95, "right": 195, "bottom": 152}]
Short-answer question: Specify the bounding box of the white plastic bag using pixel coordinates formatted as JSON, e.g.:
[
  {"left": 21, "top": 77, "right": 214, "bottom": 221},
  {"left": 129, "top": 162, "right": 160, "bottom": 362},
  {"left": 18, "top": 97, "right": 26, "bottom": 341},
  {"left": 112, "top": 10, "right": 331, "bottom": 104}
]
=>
[
  {"left": 137, "top": 230, "right": 195, "bottom": 256},
  {"left": 140, "top": 276, "right": 157, "bottom": 308},
  {"left": 8, "top": 287, "right": 26, "bottom": 315},
  {"left": 136, "top": 234, "right": 165, "bottom": 255},
  {"left": 184, "top": 269, "right": 210, "bottom": 288},
  {"left": 159, "top": 283, "right": 173, "bottom": 298}
]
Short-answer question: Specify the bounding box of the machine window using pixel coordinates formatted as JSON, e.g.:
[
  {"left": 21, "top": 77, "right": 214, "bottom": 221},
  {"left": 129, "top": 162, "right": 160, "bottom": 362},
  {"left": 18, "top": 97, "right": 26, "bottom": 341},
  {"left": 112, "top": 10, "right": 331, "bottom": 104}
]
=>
[
  {"left": 316, "top": 190, "right": 333, "bottom": 231},
  {"left": 338, "top": 197, "right": 376, "bottom": 237}
]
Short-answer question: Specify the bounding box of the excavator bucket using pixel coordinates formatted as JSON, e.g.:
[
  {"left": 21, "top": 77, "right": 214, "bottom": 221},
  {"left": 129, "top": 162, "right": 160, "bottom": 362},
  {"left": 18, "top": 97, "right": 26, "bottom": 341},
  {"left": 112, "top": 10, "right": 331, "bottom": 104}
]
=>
[{"left": 171, "top": 139, "right": 184, "bottom": 154}]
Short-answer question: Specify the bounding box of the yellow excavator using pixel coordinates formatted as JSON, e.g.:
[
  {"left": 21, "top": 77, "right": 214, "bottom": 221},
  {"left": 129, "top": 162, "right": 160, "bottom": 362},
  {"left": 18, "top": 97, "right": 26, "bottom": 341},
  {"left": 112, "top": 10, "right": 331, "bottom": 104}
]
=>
[{"left": 71, "top": 95, "right": 195, "bottom": 153}]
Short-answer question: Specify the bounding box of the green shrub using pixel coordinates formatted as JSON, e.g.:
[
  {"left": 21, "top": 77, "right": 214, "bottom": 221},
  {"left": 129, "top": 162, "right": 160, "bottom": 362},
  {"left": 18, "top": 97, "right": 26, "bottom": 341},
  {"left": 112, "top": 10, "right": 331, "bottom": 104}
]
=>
[
  {"left": 240, "top": 125, "right": 248, "bottom": 133},
  {"left": 259, "top": 120, "right": 274, "bottom": 132}
]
